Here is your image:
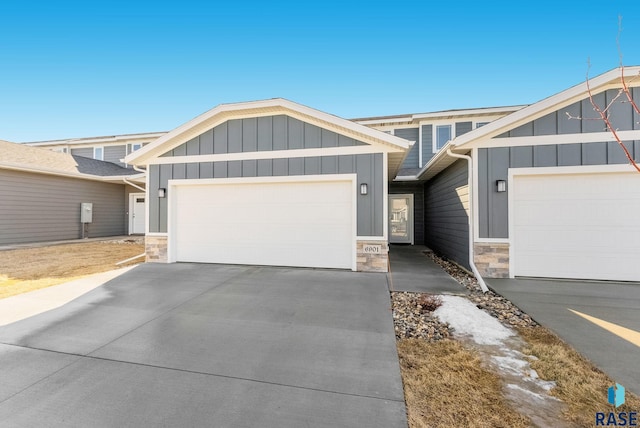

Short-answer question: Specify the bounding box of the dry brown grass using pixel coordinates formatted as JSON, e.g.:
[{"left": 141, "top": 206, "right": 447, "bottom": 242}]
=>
[
  {"left": 397, "top": 338, "right": 530, "bottom": 428},
  {"left": 0, "top": 240, "right": 145, "bottom": 299},
  {"left": 519, "top": 326, "right": 640, "bottom": 427}
]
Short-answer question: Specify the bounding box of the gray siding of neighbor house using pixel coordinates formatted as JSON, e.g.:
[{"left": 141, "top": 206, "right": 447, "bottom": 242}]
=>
[
  {"left": 497, "top": 88, "right": 640, "bottom": 138},
  {"left": 389, "top": 182, "right": 425, "bottom": 245},
  {"left": 149, "top": 115, "right": 385, "bottom": 237},
  {"left": 0, "top": 169, "right": 127, "bottom": 245},
  {"left": 478, "top": 141, "right": 640, "bottom": 238},
  {"left": 455, "top": 121, "right": 473, "bottom": 137},
  {"left": 424, "top": 159, "right": 469, "bottom": 269},
  {"left": 104, "top": 145, "right": 127, "bottom": 167},
  {"left": 163, "top": 115, "right": 365, "bottom": 157},
  {"left": 395, "top": 128, "right": 419, "bottom": 169},
  {"left": 70, "top": 147, "right": 93, "bottom": 158}
]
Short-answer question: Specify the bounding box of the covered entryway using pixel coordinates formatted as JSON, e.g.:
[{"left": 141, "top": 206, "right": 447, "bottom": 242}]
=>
[
  {"left": 511, "top": 169, "right": 640, "bottom": 281},
  {"left": 170, "top": 177, "right": 355, "bottom": 270}
]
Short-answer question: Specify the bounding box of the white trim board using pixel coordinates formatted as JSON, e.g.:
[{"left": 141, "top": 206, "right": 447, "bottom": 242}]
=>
[
  {"left": 149, "top": 145, "right": 392, "bottom": 165},
  {"left": 474, "top": 130, "right": 640, "bottom": 149}
]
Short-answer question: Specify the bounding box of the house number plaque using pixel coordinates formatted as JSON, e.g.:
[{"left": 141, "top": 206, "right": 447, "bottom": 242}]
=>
[{"left": 363, "top": 244, "right": 382, "bottom": 254}]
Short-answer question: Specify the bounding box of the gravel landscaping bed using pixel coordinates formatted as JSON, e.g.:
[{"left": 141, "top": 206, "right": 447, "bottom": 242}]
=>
[{"left": 392, "top": 250, "right": 537, "bottom": 340}]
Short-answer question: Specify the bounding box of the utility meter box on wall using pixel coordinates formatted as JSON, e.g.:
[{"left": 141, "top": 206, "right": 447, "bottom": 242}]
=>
[{"left": 81, "top": 203, "right": 93, "bottom": 223}]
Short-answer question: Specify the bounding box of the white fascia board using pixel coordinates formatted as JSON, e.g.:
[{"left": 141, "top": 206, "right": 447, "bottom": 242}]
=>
[
  {"left": 25, "top": 132, "right": 167, "bottom": 147},
  {"left": 353, "top": 116, "right": 414, "bottom": 126},
  {"left": 126, "top": 98, "right": 411, "bottom": 166},
  {"left": 452, "top": 67, "right": 640, "bottom": 150},
  {"left": 411, "top": 105, "right": 527, "bottom": 120},
  {"left": 0, "top": 162, "right": 145, "bottom": 183}
]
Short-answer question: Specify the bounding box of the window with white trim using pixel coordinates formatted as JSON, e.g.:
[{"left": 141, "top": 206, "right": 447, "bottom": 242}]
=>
[
  {"left": 131, "top": 143, "right": 142, "bottom": 153},
  {"left": 476, "top": 122, "right": 489, "bottom": 128},
  {"left": 434, "top": 124, "right": 452, "bottom": 152},
  {"left": 93, "top": 147, "right": 104, "bottom": 161}
]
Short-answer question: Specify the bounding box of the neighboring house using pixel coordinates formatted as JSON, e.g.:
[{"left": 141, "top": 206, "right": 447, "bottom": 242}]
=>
[
  {"left": 0, "top": 140, "right": 147, "bottom": 245},
  {"left": 406, "top": 66, "right": 639, "bottom": 282},
  {"left": 25, "top": 132, "right": 166, "bottom": 168}
]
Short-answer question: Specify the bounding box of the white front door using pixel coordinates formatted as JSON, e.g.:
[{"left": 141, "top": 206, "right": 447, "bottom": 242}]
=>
[
  {"left": 389, "top": 194, "right": 413, "bottom": 244},
  {"left": 129, "top": 193, "right": 146, "bottom": 234}
]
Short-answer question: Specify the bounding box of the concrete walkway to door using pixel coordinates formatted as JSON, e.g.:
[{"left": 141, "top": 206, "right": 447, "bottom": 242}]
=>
[{"left": 387, "top": 245, "right": 467, "bottom": 294}]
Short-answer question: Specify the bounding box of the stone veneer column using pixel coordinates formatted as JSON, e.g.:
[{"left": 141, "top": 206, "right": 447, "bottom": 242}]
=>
[
  {"left": 356, "top": 241, "right": 389, "bottom": 272},
  {"left": 145, "top": 235, "right": 168, "bottom": 263},
  {"left": 474, "top": 242, "right": 509, "bottom": 278}
]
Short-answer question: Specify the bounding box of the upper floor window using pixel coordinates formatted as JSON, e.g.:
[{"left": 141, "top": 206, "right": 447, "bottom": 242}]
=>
[
  {"left": 131, "top": 143, "right": 142, "bottom": 153},
  {"left": 434, "top": 125, "right": 452, "bottom": 151},
  {"left": 93, "top": 147, "right": 104, "bottom": 161},
  {"left": 476, "top": 122, "right": 489, "bottom": 128}
]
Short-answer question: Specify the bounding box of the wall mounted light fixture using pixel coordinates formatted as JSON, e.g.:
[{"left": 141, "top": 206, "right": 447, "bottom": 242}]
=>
[
  {"left": 360, "top": 183, "right": 368, "bottom": 195},
  {"left": 158, "top": 188, "right": 166, "bottom": 198},
  {"left": 496, "top": 180, "right": 506, "bottom": 193}
]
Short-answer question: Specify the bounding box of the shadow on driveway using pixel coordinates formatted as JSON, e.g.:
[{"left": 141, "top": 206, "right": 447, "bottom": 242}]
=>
[{"left": 489, "top": 277, "right": 640, "bottom": 395}]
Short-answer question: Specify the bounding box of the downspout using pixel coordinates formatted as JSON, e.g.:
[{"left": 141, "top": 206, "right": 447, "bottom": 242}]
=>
[
  {"left": 122, "top": 177, "right": 145, "bottom": 192},
  {"left": 446, "top": 148, "right": 489, "bottom": 293}
]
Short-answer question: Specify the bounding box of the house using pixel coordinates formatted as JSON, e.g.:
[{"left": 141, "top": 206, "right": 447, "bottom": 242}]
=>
[
  {"left": 10, "top": 66, "right": 639, "bottom": 282},
  {"left": 0, "top": 140, "right": 146, "bottom": 245},
  {"left": 399, "top": 66, "right": 638, "bottom": 282}
]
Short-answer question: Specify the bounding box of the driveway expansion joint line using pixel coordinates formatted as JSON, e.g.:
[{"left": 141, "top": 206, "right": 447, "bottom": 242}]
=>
[
  {"left": 0, "top": 341, "right": 404, "bottom": 404},
  {"left": 0, "top": 343, "right": 83, "bottom": 406}
]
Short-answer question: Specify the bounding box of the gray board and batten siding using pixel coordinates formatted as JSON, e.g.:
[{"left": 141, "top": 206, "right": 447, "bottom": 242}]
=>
[
  {"left": 395, "top": 121, "right": 473, "bottom": 170},
  {"left": 497, "top": 88, "right": 640, "bottom": 138},
  {"left": 0, "top": 169, "right": 128, "bottom": 245},
  {"left": 424, "top": 159, "right": 470, "bottom": 269},
  {"left": 479, "top": 89, "right": 640, "bottom": 239},
  {"left": 148, "top": 115, "right": 384, "bottom": 237}
]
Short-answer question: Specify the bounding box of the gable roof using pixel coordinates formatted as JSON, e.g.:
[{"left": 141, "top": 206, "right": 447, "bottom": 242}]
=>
[
  {"left": 417, "top": 66, "right": 640, "bottom": 181},
  {"left": 0, "top": 140, "right": 143, "bottom": 181},
  {"left": 124, "top": 98, "right": 414, "bottom": 177}
]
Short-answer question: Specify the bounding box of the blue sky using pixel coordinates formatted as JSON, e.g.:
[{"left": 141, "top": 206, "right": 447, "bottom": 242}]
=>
[{"left": 1, "top": 1, "right": 639, "bottom": 142}]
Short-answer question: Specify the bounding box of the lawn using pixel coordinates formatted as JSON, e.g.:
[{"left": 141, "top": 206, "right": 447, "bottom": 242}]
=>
[{"left": 0, "top": 239, "right": 145, "bottom": 299}]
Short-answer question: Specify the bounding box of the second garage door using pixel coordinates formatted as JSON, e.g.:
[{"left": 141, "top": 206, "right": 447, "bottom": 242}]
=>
[
  {"left": 512, "top": 170, "right": 640, "bottom": 281},
  {"left": 171, "top": 178, "right": 354, "bottom": 270}
]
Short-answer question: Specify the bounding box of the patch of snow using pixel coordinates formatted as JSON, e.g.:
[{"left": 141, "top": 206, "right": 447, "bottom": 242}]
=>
[{"left": 433, "top": 295, "right": 515, "bottom": 345}]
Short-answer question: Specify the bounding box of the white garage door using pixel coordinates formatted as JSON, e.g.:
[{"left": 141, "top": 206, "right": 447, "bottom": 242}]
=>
[
  {"left": 171, "top": 179, "right": 354, "bottom": 269},
  {"left": 512, "top": 171, "right": 640, "bottom": 281}
]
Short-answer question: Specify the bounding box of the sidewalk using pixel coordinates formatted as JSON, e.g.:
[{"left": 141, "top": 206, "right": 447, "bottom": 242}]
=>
[
  {"left": 387, "top": 245, "right": 467, "bottom": 294},
  {"left": 0, "top": 265, "right": 137, "bottom": 326},
  {"left": 0, "top": 235, "right": 143, "bottom": 252}
]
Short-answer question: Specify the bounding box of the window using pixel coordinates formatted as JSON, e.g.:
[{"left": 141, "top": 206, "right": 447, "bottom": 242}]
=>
[
  {"left": 131, "top": 143, "right": 142, "bottom": 153},
  {"left": 476, "top": 122, "right": 489, "bottom": 128},
  {"left": 93, "top": 147, "right": 104, "bottom": 161},
  {"left": 434, "top": 125, "right": 452, "bottom": 151}
]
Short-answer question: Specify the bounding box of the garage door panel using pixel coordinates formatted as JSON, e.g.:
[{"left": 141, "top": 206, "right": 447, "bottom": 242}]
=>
[
  {"left": 513, "top": 172, "right": 640, "bottom": 281},
  {"left": 172, "top": 180, "right": 354, "bottom": 269}
]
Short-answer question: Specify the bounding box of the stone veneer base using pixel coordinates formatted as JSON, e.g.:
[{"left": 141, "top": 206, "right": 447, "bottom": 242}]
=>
[
  {"left": 356, "top": 240, "right": 389, "bottom": 273},
  {"left": 146, "top": 235, "right": 168, "bottom": 263},
  {"left": 474, "top": 242, "right": 509, "bottom": 278}
]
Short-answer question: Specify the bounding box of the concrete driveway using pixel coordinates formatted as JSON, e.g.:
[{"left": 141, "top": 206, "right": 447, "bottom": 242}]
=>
[
  {"left": 489, "top": 278, "right": 640, "bottom": 394},
  {"left": 0, "top": 263, "right": 406, "bottom": 427}
]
